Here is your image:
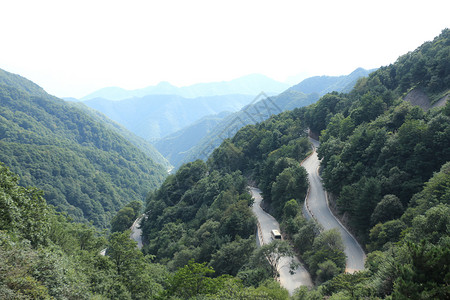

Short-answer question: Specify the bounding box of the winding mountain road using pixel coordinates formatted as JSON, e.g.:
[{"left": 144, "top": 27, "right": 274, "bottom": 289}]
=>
[
  {"left": 250, "top": 187, "right": 313, "bottom": 294},
  {"left": 302, "top": 138, "right": 366, "bottom": 273}
]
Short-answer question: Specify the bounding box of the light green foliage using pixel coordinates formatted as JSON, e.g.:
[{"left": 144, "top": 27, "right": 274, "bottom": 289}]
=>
[
  {"left": 108, "top": 231, "right": 166, "bottom": 299},
  {"left": 0, "top": 163, "right": 50, "bottom": 246},
  {"left": 283, "top": 199, "right": 300, "bottom": 219},
  {"left": 408, "top": 203, "right": 449, "bottom": 244}
]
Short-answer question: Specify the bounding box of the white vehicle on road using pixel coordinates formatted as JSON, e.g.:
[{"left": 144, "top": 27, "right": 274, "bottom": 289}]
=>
[{"left": 271, "top": 229, "right": 282, "bottom": 240}]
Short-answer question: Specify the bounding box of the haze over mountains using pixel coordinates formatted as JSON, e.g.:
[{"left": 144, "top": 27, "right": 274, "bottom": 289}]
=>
[
  {"left": 81, "top": 74, "right": 290, "bottom": 101},
  {"left": 83, "top": 94, "right": 255, "bottom": 140}
]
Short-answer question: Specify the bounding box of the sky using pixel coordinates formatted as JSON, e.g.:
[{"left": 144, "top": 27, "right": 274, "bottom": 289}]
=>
[{"left": 1, "top": 0, "right": 449, "bottom": 99}]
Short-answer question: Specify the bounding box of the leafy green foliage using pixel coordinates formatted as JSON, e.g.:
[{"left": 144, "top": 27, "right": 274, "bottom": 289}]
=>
[
  {"left": 141, "top": 160, "right": 256, "bottom": 275},
  {"left": 0, "top": 163, "right": 50, "bottom": 246}
]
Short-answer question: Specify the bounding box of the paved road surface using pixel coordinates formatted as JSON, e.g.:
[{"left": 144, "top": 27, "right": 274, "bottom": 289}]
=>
[
  {"left": 250, "top": 187, "right": 312, "bottom": 294},
  {"left": 130, "top": 214, "right": 144, "bottom": 249},
  {"left": 302, "top": 138, "right": 366, "bottom": 273}
]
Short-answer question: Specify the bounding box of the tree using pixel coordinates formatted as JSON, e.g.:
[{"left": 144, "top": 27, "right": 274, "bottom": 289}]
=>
[
  {"left": 271, "top": 165, "right": 308, "bottom": 218},
  {"left": 220, "top": 200, "right": 256, "bottom": 239},
  {"left": 254, "top": 240, "right": 296, "bottom": 280},
  {"left": 209, "top": 237, "right": 256, "bottom": 276},
  {"left": 368, "top": 219, "right": 407, "bottom": 251},
  {"left": 325, "top": 271, "right": 369, "bottom": 298},
  {"left": 165, "top": 260, "right": 217, "bottom": 298},
  {"left": 371, "top": 194, "right": 404, "bottom": 225},
  {"left": 316, "top": 260, "right": 341, "bottom": 284},
  {"left": 304, "top": 229, "right": 346, "bottom": 276},
  {"left": 110, "top": 206, "right": 135, "bottom": 233},
  {"left": 0, "top": 163, "right": 50, "bottom": 247},
  {"left": 392, "top": 241, "right": 450, "bottom": 299},
  {"left": 283, "top": 199, "right": 300, "bottom": 220},
  {"left": 108, "top": 231, "right": 143, "bottom": 277}
]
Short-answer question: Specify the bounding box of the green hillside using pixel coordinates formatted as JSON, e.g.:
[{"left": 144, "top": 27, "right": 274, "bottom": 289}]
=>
[
  {"left": 0, "top": 69, "right": 167, "bottom": 228},
  {"left": 177, "top": 91, "right": 319, "bottom": 167},
  {"left": 140, "top": 29, "right": 450, "bottom": 298},
  {"left": 69, "top": 102, "right": 172, "bottom": 171}
]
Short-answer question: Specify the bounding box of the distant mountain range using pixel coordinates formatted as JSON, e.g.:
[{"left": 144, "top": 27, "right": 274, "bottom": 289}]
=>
[
  {"left": 288, "top": 67, "right": 375, "bottom": 96},
  {"left": 81, "top": 74, "right": 290, "bottom": 101},
  {"left": 153, "top": 111, "right": 232, "bottom": 167},
  {"left": 82, "top": 94, "right": 255, "bottom": 140}
]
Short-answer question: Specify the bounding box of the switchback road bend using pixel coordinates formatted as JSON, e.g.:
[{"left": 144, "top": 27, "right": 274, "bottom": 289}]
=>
[
  {"left": 302, "top": 138, "right": 366, "bottom": 273},
  {"left": 250, "top": 187, "right": 312, "bottom": 294}
]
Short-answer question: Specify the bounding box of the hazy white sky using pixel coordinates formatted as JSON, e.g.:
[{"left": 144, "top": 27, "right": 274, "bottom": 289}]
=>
[{"left": 1, "top": 0, "right": 448, "bottom": 98}]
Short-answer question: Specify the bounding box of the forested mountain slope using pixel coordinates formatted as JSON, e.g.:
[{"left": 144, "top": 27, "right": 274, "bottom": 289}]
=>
[
  {"left": 69, "top": 102, "right": 172, "bottom": 170},
  {"left": 306, "top": 28, "right": 449, "bottom": 240},
  {"left": 173, "top": 91, "right": 318, "bottom": 168},
  {"left": 0, "top": 68, "right": 167, "bottom": 228},
  {"left": 295, "top": 28, "right": 449, "bottom": 298}
]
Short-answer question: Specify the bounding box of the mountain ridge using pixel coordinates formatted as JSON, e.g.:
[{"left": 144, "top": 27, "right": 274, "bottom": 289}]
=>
[{"left": 80, "top": 74, "right": 289, "bottom": 101}]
